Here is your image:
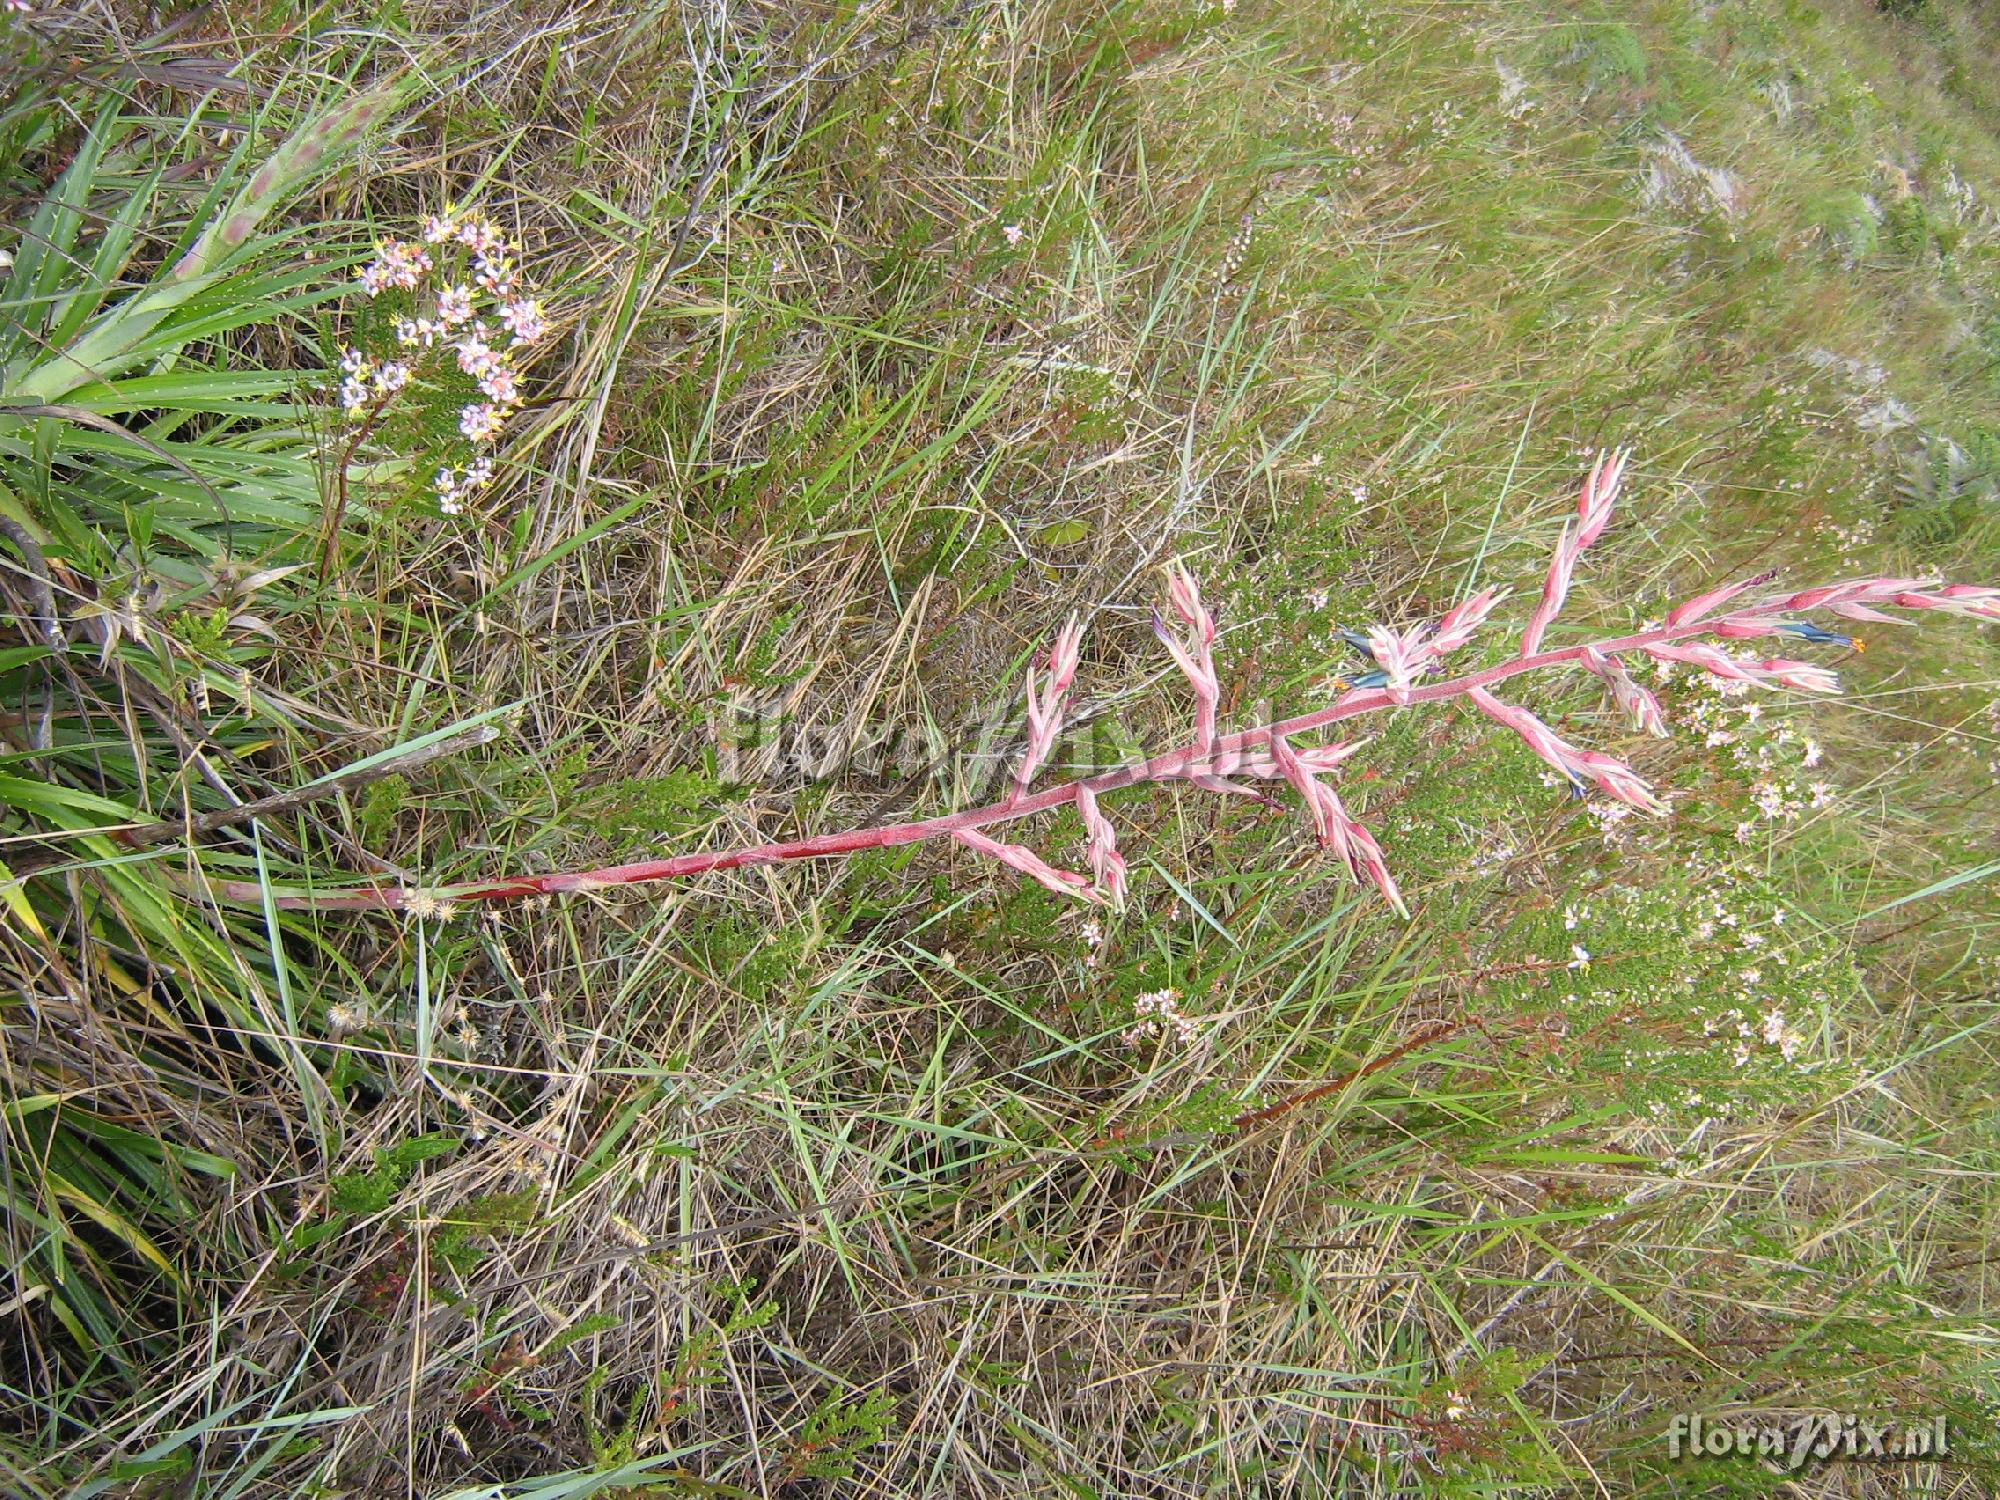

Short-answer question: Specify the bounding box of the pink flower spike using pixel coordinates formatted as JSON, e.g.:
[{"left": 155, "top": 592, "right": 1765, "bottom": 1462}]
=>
[
  {"left": 1342, "top": 815, "right": 1410, "bottom": 919},
  {"left": 1582, "top": 648, "right": 1667, "bottom": 737},
  {"left": 1753, "top": 659, "right": 1841, "bottom": 693},
  {"left": 953, "top": 827, "right": 1099, "bottom": 903},
  {"left": 1167, "top": 561, "right": 1217, "bottom": 641},
  {"left": 1664, "top": 569, "right": 1779, "bottom": 628},
  {"left": 1780, "top": 577, "right": 1932, "bottom": 613},
  {"left": 1012, "top": 615, "right": 1085, "bottom": 804},
  {"left": 1520, "top": 450, "right": 1632, "bottom": 656},
  {"left": 1270, "top": 737, "right": 1404, "bottom": 915},
  {"left": 1468, "top": 686, "right": 1582, "bottom": 794},
  {"left": 1644, "top": 644, "right": 1839, "bottom": 694},
  {"left": 1268, "top": 734, "right": 1340, "bottom": 847},
  {"left": 1074, "top": 784, "right": 1128, "bottom": 907},
  {"left": 1156, "top": 563, "right": 1222, "bottom": 755},
  {"left": 1227, "top": 738, "right": 1364, "bottom": 781},
  {"left": 1573, "top": 749, "right": 1668, "bottom": 814},
  {"left": 1902, "top": 584, "right": 2000, "bottom": 623},
  {"left": 1428, "top": 588, "right": 1508, "bottom": 658},
  {"left": 1575, "top": 446, "right": 1629, "bottom": 549},
  {"left": 1366, "top": 625, "right": 1432, "bottom": 705},
  {"left": 1298, "top": 738, "right": 1366, "bottom": 775},
  {"left": 1469, "top": 685, "right": 1666, "bottom": 812}
]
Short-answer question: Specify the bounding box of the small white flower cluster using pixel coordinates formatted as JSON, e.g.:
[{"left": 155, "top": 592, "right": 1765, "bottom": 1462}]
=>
[
  {"left": 402, "top": 888, "right": 459, "bottom": 922},
  {"left": 434, "top": 456, "right": 496, "bottom": 515},
  {"left": 1219, "top": 213, "right": 1254, "bottom": 283},
  {"left": 356, "top": 238, "right": 431, "bottom": 296},
  {"left": 1125, "top": 988, "right": 1201, "bottom": 1048},
  {"left": 343, "top": 210, "right": 550, "bottom": 514},
  {"left": 1819, "top": 515, "right": 1877, "bottom": 559},
  {"left": 1672, "top": 678, "right": 1837, "bottom": 839},
  {"left": 1302, "top": 106, "right": 1381, "bottom": 183},
  {"left": 1708, "top": 1001, "right": 1809, "bottom": 1068},
  {"left": 337, "top": 347, "right": 412, "bottom": 414},
  {"left": 1078, "top": 917, "right": 1104, "bottom": 964}
]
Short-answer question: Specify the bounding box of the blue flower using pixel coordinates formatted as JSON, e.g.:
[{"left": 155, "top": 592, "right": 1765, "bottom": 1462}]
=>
[{"left": 1775, "top": 621, "right": 1855, "bottom": 648}]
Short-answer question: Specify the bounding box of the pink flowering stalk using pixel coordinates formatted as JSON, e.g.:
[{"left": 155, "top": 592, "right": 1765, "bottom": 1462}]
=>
[
  {"left": 1427, "top": 588, "right": 1508, "bottom": 659},
  {"left": 211, "top": 453, "right": 1999, "bottom": 917},
  {"left": 1581, "top": 647, "right": 1667, "bottom": 737},
  {"left": 1519, "top": 448, "right": 1627, "bottom": 656},
  {"left": 1156, "top": 564, "right": 1255, "bottom": 802},
  {"left": 1466, "top": 686, "right": 1667, "bottom": 813},
  {"left": 1074, "top": 784, "right": 1128, "bottom": 908},
  {"left": 951, "top": 827, "right": 1097, "bottom": 903},
  {"left": 1012, "top": 616, "right": 1083, "bottom": 807},
  {"left": 1155, "top": 563, "right": 1220, "bottom": 754}
]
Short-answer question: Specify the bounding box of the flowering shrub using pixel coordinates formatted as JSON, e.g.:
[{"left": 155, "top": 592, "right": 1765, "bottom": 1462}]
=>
[
  {"left": 337, "top": 211, "right": 545, "bottom": 513},
  {"left": 221, "top": 450, "right": 1997, "bottom": 913}
]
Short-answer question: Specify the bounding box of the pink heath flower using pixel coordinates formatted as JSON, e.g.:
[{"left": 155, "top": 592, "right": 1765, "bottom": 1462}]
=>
[
  {"left": 455, "top": 336, "right": 505, "bottom": 379},
  {"left": 473, "top": 252, "right": 516, "bottom": 296},
  {"left": 433, "top": 456, "right": 496, "bottom": 516},
  {"left": 422, "top": 213, "right": 460, "bottom": 244},
  {"left": 477, "top": 367, "right": 522, "bottom": 405},
  {"left": 455, "top": 215, "right": 507, "bottom": 255},
  {"left": 459, "top": 403, "right": 507, "bottom": 443},
  {"left": 394, "top": 316, "right": 445, "bottom": 348},
  {"left": 436, "top": 285, "right": 477, "bottom": 326},
  {"left": 500, "top": 297, "right": 547, "bottom": 344},
  {"left": 1001, "top": 223, "right": 1025, "bottom": 245},
  {"left": 356, "top": 239, "right": 430, "bottom": 296}
]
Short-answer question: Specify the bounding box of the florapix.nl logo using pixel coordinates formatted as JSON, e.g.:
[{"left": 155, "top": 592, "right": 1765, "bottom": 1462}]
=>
[{"left": 1665, "top": 1412, "right": 1949, "bottom": 1471}]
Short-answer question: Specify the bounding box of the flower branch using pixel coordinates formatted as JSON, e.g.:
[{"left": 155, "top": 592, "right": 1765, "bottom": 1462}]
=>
[{"left": 203, "top": 456, "right": 1997, "bottom": 916}]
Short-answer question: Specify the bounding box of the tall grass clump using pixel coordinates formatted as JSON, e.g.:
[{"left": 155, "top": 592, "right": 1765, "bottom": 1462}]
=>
[{"left": 1, "top": 58, "right": 410, "bottom": 1419}]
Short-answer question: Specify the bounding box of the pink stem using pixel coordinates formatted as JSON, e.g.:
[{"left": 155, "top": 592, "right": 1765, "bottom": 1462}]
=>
[{"left": 214, "top": 615, "right": 1724, "bottom": 911}]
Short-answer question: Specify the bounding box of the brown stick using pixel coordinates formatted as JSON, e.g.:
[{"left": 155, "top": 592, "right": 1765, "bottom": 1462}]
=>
[{"left": 1231, "top": 1019, "right": 1464, "bottom": 1130}]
